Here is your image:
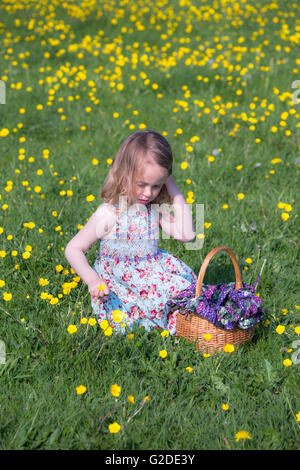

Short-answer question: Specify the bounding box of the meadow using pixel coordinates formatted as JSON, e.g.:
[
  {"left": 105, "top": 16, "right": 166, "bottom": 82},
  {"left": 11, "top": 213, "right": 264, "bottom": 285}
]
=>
[{"left": 0, "top": 0, "right": 299, "bottom": 450}]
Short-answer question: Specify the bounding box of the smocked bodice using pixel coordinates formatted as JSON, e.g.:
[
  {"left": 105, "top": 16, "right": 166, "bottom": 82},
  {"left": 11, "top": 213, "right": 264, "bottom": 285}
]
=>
[{"left": 98, "top": 202, "right": 160, "bottom": 262}]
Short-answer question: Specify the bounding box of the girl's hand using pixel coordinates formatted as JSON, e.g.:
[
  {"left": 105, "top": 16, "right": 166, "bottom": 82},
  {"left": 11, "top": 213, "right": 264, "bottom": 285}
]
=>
[
  {"left": 165, "top": 175, "right": 180, "bottom": 198},
  {"left": 89, "top": 279, "right": 110, "bottom": 301}
]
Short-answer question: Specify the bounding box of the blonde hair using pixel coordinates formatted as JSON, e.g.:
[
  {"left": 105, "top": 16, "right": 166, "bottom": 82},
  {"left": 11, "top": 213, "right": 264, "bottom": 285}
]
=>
[{"left": 100, "top": 130, "right": 173, "bottom": 209}]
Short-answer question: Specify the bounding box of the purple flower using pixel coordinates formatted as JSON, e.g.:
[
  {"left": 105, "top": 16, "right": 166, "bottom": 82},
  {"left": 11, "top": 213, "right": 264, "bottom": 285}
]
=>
[{"left": 169, "top": 280, "right": 264, "bottom": 330}]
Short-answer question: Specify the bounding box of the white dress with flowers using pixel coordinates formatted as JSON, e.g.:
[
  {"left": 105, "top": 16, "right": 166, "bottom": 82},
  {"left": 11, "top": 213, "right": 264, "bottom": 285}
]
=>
[{"left": 91, "top": 201, "right": 197, "bottom": 335}]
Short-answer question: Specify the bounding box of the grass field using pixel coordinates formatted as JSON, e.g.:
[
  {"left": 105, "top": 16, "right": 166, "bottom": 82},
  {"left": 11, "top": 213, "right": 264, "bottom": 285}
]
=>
[{"left": 0, "top": 0, "right": 299, "bottom": 450}]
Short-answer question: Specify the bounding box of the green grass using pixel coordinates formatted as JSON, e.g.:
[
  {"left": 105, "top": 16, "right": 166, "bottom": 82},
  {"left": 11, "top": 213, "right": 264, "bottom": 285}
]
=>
[{"left": 0, "top": 0, "right": 299, "bottom": 450}]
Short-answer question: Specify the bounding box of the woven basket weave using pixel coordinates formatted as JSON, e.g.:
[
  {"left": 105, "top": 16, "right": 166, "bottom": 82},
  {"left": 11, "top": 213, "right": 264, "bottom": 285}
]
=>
[{"left": 176, "top": 246, "right": 255, "bottom": 354}]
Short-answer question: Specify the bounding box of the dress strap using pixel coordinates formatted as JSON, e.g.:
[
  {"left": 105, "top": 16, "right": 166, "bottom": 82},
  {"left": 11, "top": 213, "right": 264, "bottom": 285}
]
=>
[{"left": 146, "top": 203, "right": 152, "bottom": 238}]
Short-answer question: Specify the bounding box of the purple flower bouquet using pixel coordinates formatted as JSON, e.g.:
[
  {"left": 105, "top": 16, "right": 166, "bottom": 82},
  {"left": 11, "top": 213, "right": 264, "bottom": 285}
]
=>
[{"left": 166, "top": 280, "right": 264, "bottom": 330}]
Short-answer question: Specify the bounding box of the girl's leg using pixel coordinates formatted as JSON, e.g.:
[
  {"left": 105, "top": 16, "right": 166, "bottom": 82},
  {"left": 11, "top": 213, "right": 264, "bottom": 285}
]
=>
[{"left": 167, "top": 309, "right": 180, "bottom": 335}]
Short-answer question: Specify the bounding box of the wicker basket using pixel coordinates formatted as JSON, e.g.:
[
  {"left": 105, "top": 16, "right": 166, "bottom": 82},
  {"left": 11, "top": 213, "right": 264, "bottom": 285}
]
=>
[{"left": 176, "top": 246, "right": 255, "bottom": 354}]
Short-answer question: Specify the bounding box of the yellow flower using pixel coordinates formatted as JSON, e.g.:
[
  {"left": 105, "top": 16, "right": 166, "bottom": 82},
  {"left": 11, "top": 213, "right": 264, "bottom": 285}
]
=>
[
  {"left": 294, "top": 326, "right": 300, "bottom": 334},
  {"left": 0, "top": 280, "right": 5, "bottom": 287},
  {"left": 235, "top": 165, "right": 243, "bottom": 170},
  {"left": 39, "top": 278, "right": 49, "bottom": 286},
  {"left": 271, "top": 158, "right": 282, "bottom": 164},
  {"left": 284, "top": 204, "right": 292, "bottom": 212},
  {"left": 127, "top": 333, "right": 134, "bottom": 339},
  {"left": 110, "top": 384, "right": 121, "bottom": 397},
  {"left": 108, "top": 422, "right": 121, "bottom": 433},
  {"left": 22, "top": 251, "right": 31, "bottom": 259},
  {"left": 281, "top": 213, "right": 289, "bottom": 221},
  {"left": 276, "top": 325, "right": 285, "bottom": 335},
  {"left": 100, "top": 320, "right": 109, "bottom": 330},
  {"left": 0, "top": 128, "right": 10, "bottom": 137},
  {"left": 80, "top": 317, "right": 87, "bottom": 324},
  {"left": 159, "top": 349, "right": 167, "bottom": 358},
  {"left": 67, "top": 324, "right": 77, "bottom": 334},
  {"left": 237, "top": 193, "right": 245, "bottom": 200},
  {"left": 283, "top": 359, "right": 292, "bottom": 367},
  {"left": 224, "top": 344, "right": 235, "bottom": 353},
  {"left": 75, "top": 385, "right": 87, "bottom": 395},
  {"left": 128, "top": 395, "right": 135, "bottom": 404},
  {"left": 104, "top": 326, "right": 113, "bottom": 336},
  {"left": 88, "top": 318, "right": 97, "bottom": 326},
  {"left": 222, "top": 403, "right": 229, "bottom": 410},
  {"left": 185, "top": 366, "right": 193, "bottom": 373},
  {"left": 222, "top": 204, "right": 229, "bottom": 210},
  {"left": 245, "top": 258, "right": 253, "bottom": 264},
  {"left": 161, "top": 329, "right": 170, "bottom": 337},
  {"left": 296, "top": 411, "right": 300, "bottom": 422},
  {"left": 203, "top": 353, "right": 211, "bottom": 358},
  {"left": 181, "top": 161, "right": 188, "bottom": 169},
  {"left": 55, "top": 265, "right": 63, "bottom": 272},
  {"left": 3, "top": 292, "right": 12, "bottom": 301},
  {"left": 203, "top": 333, "right": 212, "bottom": 341},
  {"left": 235, "top": 430, "right": 252, "bottom": 442},
  {"left": 86, "top": 195, "right": 95, "bottom": 202},
  {"left": 112, "top": 309, "right": 125, "bottom": 323}
]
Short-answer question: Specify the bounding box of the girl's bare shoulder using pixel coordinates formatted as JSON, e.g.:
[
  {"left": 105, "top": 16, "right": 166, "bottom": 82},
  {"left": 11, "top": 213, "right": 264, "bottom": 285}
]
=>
[
  {"left": 96, "top": 201, "right": 117, "bottom": 215},
  {"left": 95, "top": 202, "right": 118, "bottom": 239}
]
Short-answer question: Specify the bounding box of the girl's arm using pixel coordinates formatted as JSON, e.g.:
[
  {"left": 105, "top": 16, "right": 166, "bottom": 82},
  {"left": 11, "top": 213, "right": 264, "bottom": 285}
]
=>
[
  {"left": 64, "top": 205, "right": 114, "bottom": 295},
  {"left": 160, "top": 175, "right": 196, "bottom": 242}
]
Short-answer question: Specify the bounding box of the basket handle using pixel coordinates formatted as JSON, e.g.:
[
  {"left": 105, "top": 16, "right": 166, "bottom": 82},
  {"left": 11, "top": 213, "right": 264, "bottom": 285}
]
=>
[{"left": 195, "top": 246, "right": 243, "bottom": 297}]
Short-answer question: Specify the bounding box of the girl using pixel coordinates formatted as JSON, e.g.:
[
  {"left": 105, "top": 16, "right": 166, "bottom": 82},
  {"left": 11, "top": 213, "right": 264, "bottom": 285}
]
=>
[{"left": 64, "top": 130, "right": 197, "bottom": 335}]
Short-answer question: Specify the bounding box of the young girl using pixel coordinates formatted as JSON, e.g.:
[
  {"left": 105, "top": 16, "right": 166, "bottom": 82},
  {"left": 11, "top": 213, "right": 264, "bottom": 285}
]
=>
[{"left": 64, "top": 130, "right": 198, "bottom": 335}]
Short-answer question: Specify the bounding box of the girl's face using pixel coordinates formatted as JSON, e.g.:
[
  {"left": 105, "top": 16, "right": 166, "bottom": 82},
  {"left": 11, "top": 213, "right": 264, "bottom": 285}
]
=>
[{"left": 133, "top": 159, "right": 169, "bottom": 205}]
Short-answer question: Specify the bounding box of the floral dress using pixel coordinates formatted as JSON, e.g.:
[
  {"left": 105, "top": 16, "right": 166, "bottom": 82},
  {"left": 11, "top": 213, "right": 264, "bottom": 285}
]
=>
[{"left": 91, "top": 201, "right": 197, "bottom": 335}]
